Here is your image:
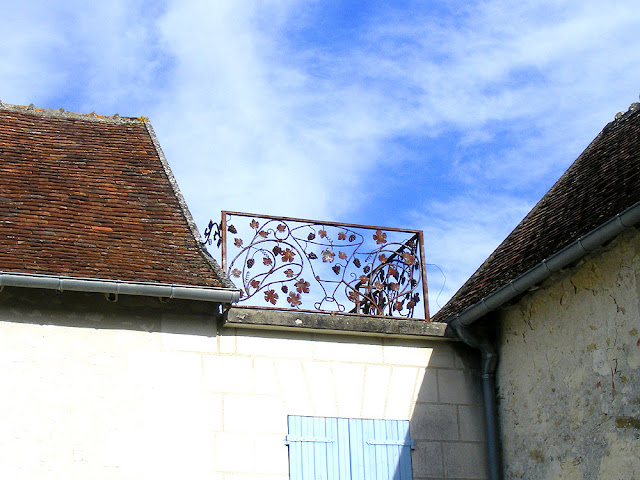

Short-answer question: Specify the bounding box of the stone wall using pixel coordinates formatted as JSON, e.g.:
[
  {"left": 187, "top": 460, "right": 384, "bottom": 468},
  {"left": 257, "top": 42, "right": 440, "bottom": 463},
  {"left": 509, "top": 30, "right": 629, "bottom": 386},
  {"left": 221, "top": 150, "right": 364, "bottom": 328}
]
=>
[
  {"left": 498, "top": 228, "right": 640, "bottom": 479},
  {"left": 0, "top": 288, "right": 487, "bottom": 479}
]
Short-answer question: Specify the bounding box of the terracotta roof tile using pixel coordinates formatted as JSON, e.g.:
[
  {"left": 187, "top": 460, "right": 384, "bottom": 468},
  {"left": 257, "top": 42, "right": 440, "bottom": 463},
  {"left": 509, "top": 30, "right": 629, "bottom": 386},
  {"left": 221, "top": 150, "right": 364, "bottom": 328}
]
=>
[
  {"left": 433, "top": 103, "right": 640, "bottom": 322},
  {"left": 0, "top": 102, "right": 232, "bottom": 289}
]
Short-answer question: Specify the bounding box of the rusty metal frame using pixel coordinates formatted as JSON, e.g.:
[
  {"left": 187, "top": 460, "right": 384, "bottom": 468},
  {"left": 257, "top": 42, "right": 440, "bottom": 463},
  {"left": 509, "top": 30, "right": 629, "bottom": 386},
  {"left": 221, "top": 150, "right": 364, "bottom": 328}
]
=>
[{"left": 211, "top": 211, "right": 430, "bottom": 320}]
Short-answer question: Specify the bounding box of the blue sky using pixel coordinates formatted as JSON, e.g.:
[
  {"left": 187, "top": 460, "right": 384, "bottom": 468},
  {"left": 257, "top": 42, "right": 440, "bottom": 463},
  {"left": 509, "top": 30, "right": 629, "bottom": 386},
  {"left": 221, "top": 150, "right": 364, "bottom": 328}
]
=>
[{"left": 2, "top": 1, "right": 639, "bottom": 314}]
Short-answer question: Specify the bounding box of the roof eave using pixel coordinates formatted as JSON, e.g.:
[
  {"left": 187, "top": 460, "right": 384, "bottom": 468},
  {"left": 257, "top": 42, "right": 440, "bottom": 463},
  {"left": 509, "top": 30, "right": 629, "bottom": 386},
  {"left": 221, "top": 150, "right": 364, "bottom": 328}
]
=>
[
  {"left": 0, "top": 271, "right": 241, "bottom": 304},
  {"left": 442, "top": 200, "right": 640, "bottom": 327}
]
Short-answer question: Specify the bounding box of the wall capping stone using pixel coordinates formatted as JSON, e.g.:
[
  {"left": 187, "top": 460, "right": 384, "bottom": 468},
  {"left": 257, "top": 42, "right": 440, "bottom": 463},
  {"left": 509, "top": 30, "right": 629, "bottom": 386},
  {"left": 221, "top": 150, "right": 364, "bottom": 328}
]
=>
[{"left": 224, "top": 307, "right": 455, "bottom": 340}]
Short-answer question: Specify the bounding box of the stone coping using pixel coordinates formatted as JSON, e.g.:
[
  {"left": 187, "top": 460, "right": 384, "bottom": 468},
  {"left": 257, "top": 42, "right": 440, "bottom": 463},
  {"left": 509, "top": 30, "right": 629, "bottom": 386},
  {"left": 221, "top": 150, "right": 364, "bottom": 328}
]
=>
[{"left": 224, "top": 307, "right": 454, "bottom": 340}]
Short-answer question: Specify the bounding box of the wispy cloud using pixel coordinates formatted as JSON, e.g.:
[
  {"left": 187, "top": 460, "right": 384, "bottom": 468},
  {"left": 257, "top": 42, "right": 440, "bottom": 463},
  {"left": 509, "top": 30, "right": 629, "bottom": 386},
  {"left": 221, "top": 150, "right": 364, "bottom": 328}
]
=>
[
  {"left": 151, "top": 0, "right": 391, "bottom": 225},
  {"left": 2, "top": 0, "right": 639, "bottom": 313},
  {"left": 0, "top": 1, "right": 168, "bottom": 113},
  {"left": 415, "top": 195, "right": 532, "bottom": 313},
  {"left": 0, "top": 3, "right": 68, "bottom": 104}
]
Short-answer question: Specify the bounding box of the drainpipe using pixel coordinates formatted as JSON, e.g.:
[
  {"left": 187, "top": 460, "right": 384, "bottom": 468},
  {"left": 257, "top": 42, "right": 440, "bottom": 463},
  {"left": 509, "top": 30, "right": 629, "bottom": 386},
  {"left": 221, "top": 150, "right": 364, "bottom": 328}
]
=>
[
  {"left": 439, "top": 197, "right": 640, "bottom": 480},
  {"left": 449, "top": 318, "right": 502, "bottom": 480},
  {"left": 440, "top": 200, "right": 640, "bottom": 479},
  {"left": 0, "top": 271, "right": 241, "bottom": 304}
]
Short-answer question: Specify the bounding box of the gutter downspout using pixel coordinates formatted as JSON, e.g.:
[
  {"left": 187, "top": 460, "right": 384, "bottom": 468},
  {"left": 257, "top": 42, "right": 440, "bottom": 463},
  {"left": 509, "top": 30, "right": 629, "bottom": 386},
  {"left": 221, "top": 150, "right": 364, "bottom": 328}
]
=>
[
  {"left": 443, "top": 201, "right": 640, "bottom": 480},
  {"left": 449, "top": 318, "right": 502, "bottom": 480},
  {"left": 0, "top": 271, "right": 241, "bottom": 304}
]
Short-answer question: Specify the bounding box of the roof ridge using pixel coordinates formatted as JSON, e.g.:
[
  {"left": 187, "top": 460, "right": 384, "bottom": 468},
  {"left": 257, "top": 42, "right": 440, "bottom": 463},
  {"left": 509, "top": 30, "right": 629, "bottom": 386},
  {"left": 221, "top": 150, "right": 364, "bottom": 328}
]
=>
[
  {"left": 0, "top": 100, "right": 149, "bottom": 124},
  {"left": 613, "top": 102, "right": 640, "bottom": 122}
]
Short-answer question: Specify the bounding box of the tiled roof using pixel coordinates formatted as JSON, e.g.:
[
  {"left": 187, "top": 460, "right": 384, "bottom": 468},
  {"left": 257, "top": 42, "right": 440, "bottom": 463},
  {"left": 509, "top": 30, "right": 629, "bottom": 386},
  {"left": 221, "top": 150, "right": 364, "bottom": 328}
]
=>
[
  {"left": 433, "top": 103, "right": 640, "bottom": 322},
  {"left": 0, "top": 102, "right": 232, "bottom": 289}
]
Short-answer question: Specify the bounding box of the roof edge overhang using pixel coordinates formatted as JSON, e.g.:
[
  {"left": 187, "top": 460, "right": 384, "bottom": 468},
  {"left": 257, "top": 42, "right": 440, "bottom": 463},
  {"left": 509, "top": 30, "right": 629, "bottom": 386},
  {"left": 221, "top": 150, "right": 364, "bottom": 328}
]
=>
[
  {"left": 143, "top": 123, "right": 237, "bottom": 290},
  {"left": 444, "top": 200, "right": 640, "bottom": 327},
  {"left": 0, "top": 271, "right": 241, "bottom": 304}
]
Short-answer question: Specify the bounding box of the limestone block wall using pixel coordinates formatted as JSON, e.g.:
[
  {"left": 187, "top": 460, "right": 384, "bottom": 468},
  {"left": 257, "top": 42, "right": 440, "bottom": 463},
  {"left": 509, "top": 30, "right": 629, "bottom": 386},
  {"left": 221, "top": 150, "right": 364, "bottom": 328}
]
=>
[
  {"left": 0, "top": 289, "right": 487, "bottom": 479},
  {"left": 498, "top": 228, "right": 640, "bottom": 479}
]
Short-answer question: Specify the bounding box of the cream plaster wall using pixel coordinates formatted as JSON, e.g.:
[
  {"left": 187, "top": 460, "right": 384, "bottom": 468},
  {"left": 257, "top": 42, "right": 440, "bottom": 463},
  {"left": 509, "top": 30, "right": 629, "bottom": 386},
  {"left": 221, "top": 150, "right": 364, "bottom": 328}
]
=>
[
  {"left": 498, "top": 228, "right": 640, "bottom": 479},
  {"left": 0, "top": 290, "right": 486, "bottom": 480}
]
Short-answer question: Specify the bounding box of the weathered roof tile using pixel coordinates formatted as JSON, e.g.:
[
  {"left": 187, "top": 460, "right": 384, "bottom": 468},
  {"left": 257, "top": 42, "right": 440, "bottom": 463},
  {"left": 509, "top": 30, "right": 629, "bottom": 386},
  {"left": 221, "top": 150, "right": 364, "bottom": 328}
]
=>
[
  {"left": 433, "top": 103, "right": 640, "bottom": 322},
  {"left": 0, "top": 103, "right": 232, "bottom": 289}
]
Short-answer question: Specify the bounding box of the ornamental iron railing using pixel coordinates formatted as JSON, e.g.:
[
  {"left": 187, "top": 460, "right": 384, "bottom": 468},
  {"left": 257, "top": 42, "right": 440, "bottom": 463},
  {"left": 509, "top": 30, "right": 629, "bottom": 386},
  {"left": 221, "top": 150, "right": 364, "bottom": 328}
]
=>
[{"left": 204, "top": 211, "right": 430, "bottom": 320}]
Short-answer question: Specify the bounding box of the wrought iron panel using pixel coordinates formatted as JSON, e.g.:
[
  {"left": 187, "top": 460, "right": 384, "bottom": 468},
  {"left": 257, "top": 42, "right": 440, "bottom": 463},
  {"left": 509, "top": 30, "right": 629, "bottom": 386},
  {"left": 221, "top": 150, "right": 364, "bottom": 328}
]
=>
[{"left": 204, "top": 211, "right": 429, "bottom": 319}]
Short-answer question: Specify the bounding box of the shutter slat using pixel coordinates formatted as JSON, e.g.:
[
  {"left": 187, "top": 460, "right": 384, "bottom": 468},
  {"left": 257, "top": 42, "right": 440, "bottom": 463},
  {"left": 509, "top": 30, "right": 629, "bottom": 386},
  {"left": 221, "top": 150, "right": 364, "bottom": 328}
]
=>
[
  {"left": 302, "top": 417, "right": 314, "bottom": 478},
  {"left": 288, "top": 416, "right": 303, "bottom": 480},
  {"left": 349, "top": 418, "right": 365, "bottom": 479},
  {"left": 363, "top": 419, "right": 377, "bottom": 480},
  {"left": 337, "top": 417, "right": 351, "bottom": 480},
  {"left": 314, "top": 416, "right": 328, "bottom": 479},
  {"left": 327, "top": 416, "right": 340, "bottom": 479}
]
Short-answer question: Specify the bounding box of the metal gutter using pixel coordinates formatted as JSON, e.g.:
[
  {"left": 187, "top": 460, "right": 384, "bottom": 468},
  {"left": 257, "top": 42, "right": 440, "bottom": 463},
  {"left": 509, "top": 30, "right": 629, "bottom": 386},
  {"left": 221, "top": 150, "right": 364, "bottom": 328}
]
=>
[
  {"left": 450, "top": 200, "right": 640, "bottom": 327},
  {"left": 0, "top": 271, "right": 241, "bottom": 304},
  {"left": 447, "top": 201, "right": 640, "bottom": 480}
]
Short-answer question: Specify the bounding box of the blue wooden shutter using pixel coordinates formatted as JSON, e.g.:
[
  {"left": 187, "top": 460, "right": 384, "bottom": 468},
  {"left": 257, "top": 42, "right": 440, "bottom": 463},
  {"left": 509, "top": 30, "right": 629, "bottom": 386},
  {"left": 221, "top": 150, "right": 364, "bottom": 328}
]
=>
[
  {"left": 287, "top": 416, "right": 340, "bottom": 480},
  {"left": 352, "top": 418, "right": 413, "bottom": 480},
  {"left": 287, "top": 416, "right": 413, "bottom": 480},
  {"left": 361, "top": 419, "right": 413, "bottom": 480}
]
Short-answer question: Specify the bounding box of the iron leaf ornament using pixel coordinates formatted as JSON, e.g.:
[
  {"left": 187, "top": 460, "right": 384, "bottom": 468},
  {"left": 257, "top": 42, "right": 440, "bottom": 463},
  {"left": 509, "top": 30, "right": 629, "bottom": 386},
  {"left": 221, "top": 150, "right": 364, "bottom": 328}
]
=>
[{"left": 212, "top": 212, "right": 428, "bottom": 319}]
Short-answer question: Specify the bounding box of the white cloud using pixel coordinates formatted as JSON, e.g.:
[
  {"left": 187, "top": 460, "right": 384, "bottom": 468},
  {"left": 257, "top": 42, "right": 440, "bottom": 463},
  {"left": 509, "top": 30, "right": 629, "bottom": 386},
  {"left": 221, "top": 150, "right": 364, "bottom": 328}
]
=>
[
  {"left": 150, "top": 0, "right": 387, "bottom": 228},
  {"left": 2, "top": 0, "right": 639, "bottom": 315},
  {"left": 351, "top": 1, "right": 640, "bottom": 147},
  {"left": 0, "top": 1, "right": 167, "bottom": 114},
  {"left": 415, "top": 194, "right": 532, "bottom": 314},
  {"left": 0, "top": 3, "right": 68, "bottom": 105}
]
